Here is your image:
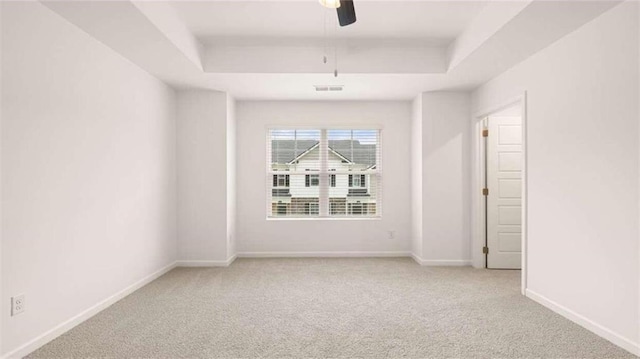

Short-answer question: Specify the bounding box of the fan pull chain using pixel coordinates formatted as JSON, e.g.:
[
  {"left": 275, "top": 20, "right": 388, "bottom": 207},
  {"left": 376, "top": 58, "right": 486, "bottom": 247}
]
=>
[{"left": 323, "top": 9, "right": 327, "bottom": 64}]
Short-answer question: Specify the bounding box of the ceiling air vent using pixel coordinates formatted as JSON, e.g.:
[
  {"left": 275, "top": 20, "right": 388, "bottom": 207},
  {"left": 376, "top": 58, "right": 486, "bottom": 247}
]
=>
[{"left": 314, "top": 85, "right": 344, "bottom": 92}]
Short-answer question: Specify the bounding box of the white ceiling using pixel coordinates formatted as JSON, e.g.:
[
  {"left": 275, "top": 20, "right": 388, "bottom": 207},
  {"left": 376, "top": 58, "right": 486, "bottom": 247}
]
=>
[
  {"left": 171, "top": 1, "right": 488, "bottom": 44},
  {"left": 43, "top": 0, "right": 622, "bottom": 100}
]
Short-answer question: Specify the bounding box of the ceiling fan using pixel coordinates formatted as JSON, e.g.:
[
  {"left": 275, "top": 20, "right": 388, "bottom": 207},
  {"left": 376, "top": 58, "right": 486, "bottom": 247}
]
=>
[{"left": 319, "top": 0, "right": 357, "bottom": 27}]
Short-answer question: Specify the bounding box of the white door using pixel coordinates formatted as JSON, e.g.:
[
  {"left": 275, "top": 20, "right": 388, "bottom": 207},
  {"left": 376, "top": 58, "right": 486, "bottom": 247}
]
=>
[{"left": 486, "top": 116, "right": 522, "bottom": 269}]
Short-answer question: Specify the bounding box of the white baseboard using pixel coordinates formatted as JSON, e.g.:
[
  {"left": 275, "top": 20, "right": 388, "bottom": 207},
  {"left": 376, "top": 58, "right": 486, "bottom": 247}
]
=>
[
  {"left": 237, "top": 251, "right": 411, "bottom": 258},
  {"left": 176, "top": 254, "right": 237, "bottom": 267},
  {"left": 525, "top": 289, "right": 640, "bottom": 356},
  {"left": 411, "top": 253, "right": 424, "bottom": 265},
  {"left": 2, "top": 261, "right": 177, "bottom": 359},
  {"left": 421, "top": 259, "right": 472, "bottom": 266},
  {"left": 411, "top": 253, "right": 472, "bottom": 266}
]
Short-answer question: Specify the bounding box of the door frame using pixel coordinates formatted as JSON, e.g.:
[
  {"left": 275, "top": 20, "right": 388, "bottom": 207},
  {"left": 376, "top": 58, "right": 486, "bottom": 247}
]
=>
[{"left": 471, "top": 92, "right": 528, "bottom": 295}]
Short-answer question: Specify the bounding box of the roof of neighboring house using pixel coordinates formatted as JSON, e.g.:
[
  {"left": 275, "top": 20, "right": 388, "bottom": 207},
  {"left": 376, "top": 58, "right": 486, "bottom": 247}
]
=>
[
  {"left": 271, "top": 140, "right": 377, "bottom": 166},
  {"left": 271, "top": 140, "right": 318, "bottom": 164}
]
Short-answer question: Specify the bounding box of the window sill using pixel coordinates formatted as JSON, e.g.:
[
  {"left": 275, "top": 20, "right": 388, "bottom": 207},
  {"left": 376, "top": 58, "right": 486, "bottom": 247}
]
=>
[{"left": 266, "top": 216, "right": 382, "bottom": 221}]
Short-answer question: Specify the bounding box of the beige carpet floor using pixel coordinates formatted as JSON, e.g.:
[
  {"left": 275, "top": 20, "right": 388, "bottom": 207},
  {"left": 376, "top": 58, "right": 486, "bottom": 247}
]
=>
[{"left": 29, "top": 258, "right": 636, "bottom": 358}]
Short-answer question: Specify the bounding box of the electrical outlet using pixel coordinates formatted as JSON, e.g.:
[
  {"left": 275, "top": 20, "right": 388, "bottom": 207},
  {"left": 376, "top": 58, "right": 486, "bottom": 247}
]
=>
[
  {"left": 11, "top": 294, "right": 25, "bottom": 316},
  {"left": 388, "top": 230, "right": 395, "bottom": 239}
]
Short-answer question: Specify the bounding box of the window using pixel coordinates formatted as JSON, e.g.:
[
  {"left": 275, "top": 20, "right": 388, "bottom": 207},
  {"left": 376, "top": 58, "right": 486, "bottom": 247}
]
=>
[
  {"left": 273, "top": 175, "right": 289, "bottom": 187},
  {"left": 268, "top": 129, "right": 381, "bottom": 218},
  {"left": 276, "top": 204, "right": 288, "bottom": 215},
  {"left": 349, "top": 203, "right": 365, "bottom": 215},
  {"left": 305, "top": 202, "right": 319, "bottom": 215},
  {"left": 349, "top": 174, "right": 366, "bottom": 188},
  {"left": 352, "top": 175, "right": 360, "bottom": 187},
  {"left": 330, "top": 201, "right": 345, "bottom": 215},
  {"left": 305, "top": 174, "right": 319, "bottom": 187}
]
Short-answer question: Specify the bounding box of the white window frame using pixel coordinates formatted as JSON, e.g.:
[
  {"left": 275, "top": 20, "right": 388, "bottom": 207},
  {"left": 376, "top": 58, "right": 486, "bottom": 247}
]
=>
[{"left": 267, "top": 127, "right": 382, "bottom": 220}]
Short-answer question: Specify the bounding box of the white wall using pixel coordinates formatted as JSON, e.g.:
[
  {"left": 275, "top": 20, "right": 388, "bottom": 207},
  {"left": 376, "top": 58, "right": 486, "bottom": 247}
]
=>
[
  {"left": 411, "top": 96, "right": 423, "bottom": 258},
  {"left": 236, "top": 101, "right": 412, "bottom": 255},
  {"left": 414, "top": 92, "right": 472, "bottom": 264},
  {"left": 177, "top": 90, "right": 234, "bottom": 263},
  {"left": 472, "top": 1, "right": 639, "bottom": 352},
  {"left": 1, "top": 2, "right": 177, "bottom": 356},
  {"left": 0, "top": 1, "right": 4, "bottom": 354}
]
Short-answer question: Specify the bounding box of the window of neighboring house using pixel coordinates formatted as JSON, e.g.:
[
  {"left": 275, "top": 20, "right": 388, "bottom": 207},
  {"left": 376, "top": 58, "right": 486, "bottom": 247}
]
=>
[
  {"left": 273, "top": 174, "right": 290, "bottom": 187},
  {"left": 330, "top": 201, "right": 345, "bottom": 215},
  {"left": 276, "top": 203, "right": 288, "bottom": 215},
  {"left": 348, "top": 203, "right": 367, "bottom": 216},
  {"left": 268, "top": 128, "right": 380, "bottom": 218},
  {"left": 305, "top": 174, "right": 319, "bottom": 187},
  {"left": 305, "top": 202, "right": 319, "bottom": 215},
  {"left": 349, "top": 174, "right": 366, "bottom": 188}
]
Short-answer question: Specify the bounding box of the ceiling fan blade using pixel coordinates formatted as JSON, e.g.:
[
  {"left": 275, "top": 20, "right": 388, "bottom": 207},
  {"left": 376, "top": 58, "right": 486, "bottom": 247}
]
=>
[{"left": 336, "top": 0, "right": 356, "bottom": 26}]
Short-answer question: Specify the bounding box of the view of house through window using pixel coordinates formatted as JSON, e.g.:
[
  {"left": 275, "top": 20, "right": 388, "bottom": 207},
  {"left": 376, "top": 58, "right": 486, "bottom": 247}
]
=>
[{"left": 268, "top": 129, "right": 380, "bottom": 218}]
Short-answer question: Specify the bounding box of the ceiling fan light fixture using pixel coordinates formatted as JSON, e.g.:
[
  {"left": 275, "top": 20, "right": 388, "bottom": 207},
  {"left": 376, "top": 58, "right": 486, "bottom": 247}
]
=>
[{"left": 319, "top": 0, "right": 340, "bottom": 9}]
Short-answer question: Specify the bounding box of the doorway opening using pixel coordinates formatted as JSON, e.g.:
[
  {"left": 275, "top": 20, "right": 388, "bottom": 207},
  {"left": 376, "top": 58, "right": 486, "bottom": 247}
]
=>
[{"left": 472, "top": 95, "right": 527, "bottom": 292}]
